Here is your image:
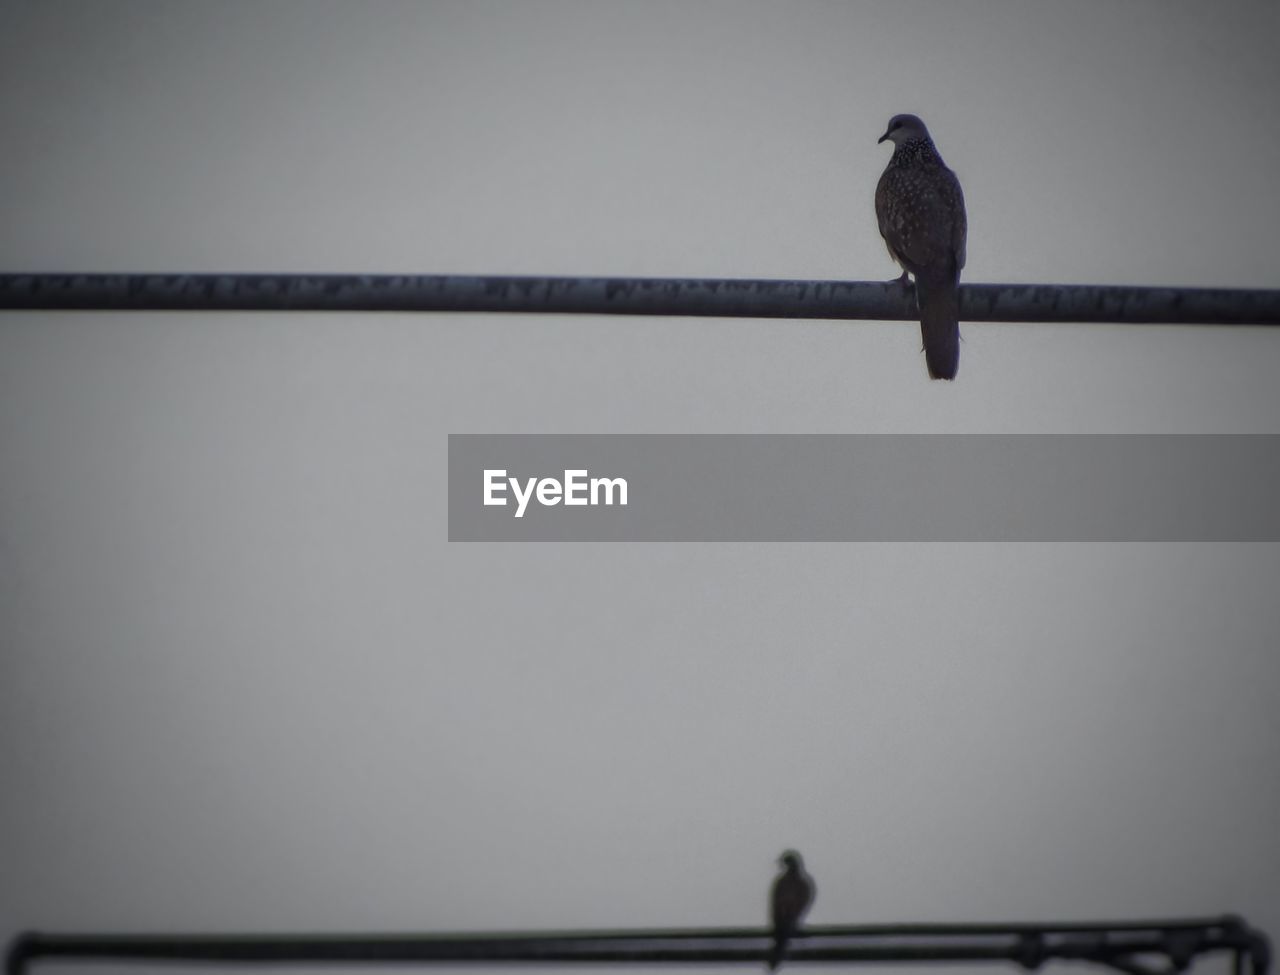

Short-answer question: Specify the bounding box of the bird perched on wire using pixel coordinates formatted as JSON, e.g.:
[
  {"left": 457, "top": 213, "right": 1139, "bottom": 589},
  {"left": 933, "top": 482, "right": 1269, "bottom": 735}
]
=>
[
  {"left": 768, "top": 850, "right": 816, "bottom": 970},
  {"left": 875, "top": 113, "right": 968, "bottom": 380}
]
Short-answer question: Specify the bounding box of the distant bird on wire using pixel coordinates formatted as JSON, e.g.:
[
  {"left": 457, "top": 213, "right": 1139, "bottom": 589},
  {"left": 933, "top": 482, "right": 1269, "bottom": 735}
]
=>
[
  {"left": 769, "top": 850, "right": 815, "bottom": 970},
  {"left": 875, "top": 113, "right": 969, "bottom": 380}
]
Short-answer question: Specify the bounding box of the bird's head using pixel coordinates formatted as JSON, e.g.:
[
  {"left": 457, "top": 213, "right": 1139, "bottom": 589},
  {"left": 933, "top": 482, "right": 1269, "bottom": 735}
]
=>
[
  {"left": 778, "top": 850, "right": 804, "bottom": 870},
  {"left": 878, "top": 114, "right": 930, "bottom": 146}
]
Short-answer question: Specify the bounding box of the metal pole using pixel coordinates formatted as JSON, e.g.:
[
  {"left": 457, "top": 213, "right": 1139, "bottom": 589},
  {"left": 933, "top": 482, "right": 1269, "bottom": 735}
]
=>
[
  {"left": 1, "top": 274, "right": 1278, "bottom": 324},
  {"left": 6, "top": 918, "right": 1270, "bottom": 975}
]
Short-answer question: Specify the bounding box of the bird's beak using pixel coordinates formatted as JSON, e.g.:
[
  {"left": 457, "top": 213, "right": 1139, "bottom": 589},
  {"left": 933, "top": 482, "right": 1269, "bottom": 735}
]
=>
[{"left": 877, "top": 129, "right": 890, "bottom": 144}]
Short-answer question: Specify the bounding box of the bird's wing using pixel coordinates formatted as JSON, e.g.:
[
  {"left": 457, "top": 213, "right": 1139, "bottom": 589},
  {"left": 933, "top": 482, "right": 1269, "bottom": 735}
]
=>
[
  {"left": 874, "top": 170, "right": 911, "bottom": 267},
  {"left": 946, "top": 167, "right": 968, "bottom": 271}
]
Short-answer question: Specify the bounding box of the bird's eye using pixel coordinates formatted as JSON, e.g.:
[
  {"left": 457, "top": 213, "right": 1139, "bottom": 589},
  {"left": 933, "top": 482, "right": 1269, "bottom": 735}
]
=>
[{"left": 891, "top": 120, "right": 902, "bottom": 130}]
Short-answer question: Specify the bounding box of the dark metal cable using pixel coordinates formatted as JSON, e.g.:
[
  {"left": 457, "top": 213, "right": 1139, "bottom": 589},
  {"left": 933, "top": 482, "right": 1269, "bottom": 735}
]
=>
[
  {"left": 6, "top": 917, "right": 1270, "bottom": 975},
  {"left": 1, "top": 274, "right": 1278, "bottom": 324}
]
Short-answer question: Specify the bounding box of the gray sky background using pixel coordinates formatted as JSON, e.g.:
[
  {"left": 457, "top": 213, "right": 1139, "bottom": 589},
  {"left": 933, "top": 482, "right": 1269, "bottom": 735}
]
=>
[{"left": 1, "top": 0, "right": 1278, "bottom": 969}]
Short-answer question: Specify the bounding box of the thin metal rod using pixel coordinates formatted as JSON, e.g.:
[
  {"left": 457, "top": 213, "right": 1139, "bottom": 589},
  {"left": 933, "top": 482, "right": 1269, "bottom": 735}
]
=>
[
  {"left": 1, "top": 274, "right": 1278, "bottom": 324},
  {"left": 6, "top": 917, "right": 1270, "bottom": 975}
]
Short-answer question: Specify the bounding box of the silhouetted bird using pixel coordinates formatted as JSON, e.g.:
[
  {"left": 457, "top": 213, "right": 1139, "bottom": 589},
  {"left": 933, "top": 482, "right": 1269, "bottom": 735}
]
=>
[
  {"left": 769, "top": 850, "right": 815, "bottom": 970},
  {"left": 875, "top": 113, "right": 968, "bottom": 380}
]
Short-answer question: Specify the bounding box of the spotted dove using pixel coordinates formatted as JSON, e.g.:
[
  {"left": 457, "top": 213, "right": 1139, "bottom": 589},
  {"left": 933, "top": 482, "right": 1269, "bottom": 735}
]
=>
[
  {"left": 769, "top": 850, "right": 815, "bottom": 970},
  {"left": 875, "top": 114, "right": 968, "bottom": 380}
]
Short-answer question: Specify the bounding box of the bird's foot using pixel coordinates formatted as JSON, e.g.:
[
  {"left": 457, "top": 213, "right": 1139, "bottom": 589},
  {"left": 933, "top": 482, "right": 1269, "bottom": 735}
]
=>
[{"left": 889, "top": 270, "right": 912, "bottom": 286}]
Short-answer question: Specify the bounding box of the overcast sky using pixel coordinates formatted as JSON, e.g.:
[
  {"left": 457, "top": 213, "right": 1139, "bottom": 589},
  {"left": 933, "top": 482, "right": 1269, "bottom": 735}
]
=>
[{"left": 1, "top": 2, "right": 1278, "bottom": 973}]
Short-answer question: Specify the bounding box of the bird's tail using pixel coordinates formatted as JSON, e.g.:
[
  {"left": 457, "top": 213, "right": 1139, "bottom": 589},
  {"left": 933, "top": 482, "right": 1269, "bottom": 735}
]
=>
[
  {"left": 768, "top": 935, "right": 786, "bottom": 971},
  {"left": 914, "top": 266, "right": 961, "bottom": 381}
]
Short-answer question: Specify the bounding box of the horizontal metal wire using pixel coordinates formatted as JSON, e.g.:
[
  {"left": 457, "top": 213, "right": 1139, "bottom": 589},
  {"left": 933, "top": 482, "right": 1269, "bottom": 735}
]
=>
[
  {"left": 6, "top": 917, "right": 1270, "bottom": 975},
  {"left": 1, "top": 274, "right": 1278, "bottom": 324}
]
